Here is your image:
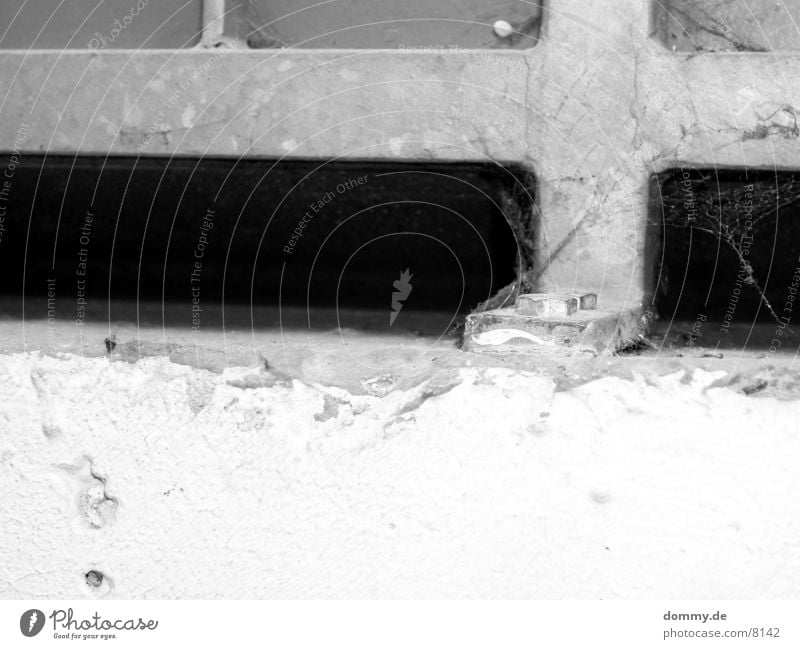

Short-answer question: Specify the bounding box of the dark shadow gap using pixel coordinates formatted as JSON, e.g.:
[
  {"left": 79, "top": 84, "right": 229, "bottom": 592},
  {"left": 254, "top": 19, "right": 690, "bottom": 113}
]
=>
[
  {"left": 0, "top": 155, "right": 529, "bottom": 335},
  {"left": 649, "top": 167, "right": 800, "bottom": 351}
]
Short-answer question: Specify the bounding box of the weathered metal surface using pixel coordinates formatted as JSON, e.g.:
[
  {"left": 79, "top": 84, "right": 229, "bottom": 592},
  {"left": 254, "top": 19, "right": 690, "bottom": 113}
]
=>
[
  {"left": 2, "top": 0, "right": 800, "bottom": 342},
  {"left": 463, "top": 305, "right": 642, "bottom": 353},
  {"left": 516, "top": 293, "right": 579, "bottom": 317}
]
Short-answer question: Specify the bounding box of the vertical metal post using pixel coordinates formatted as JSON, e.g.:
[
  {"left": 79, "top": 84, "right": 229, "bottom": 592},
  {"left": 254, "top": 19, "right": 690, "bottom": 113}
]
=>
[{"left": 200, "top": 0, "right": 226, "bottom": 47}]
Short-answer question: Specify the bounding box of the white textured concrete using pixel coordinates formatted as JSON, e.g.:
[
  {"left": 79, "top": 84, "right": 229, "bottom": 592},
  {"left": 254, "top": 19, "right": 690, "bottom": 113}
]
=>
[{"left": 2, "top": 353, "right": 799, "bottom": 598}]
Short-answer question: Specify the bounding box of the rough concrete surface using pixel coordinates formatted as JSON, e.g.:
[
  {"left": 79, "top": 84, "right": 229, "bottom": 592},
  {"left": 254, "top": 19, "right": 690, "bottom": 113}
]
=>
[{"left": 2, "top": 349, "right": 800, "bottom": 599}]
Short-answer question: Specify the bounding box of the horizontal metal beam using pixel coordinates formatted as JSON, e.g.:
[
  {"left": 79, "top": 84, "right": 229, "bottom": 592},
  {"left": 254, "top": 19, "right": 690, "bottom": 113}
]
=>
[{"left": 0, "top": 49, "right": 530, "bottom": 162}]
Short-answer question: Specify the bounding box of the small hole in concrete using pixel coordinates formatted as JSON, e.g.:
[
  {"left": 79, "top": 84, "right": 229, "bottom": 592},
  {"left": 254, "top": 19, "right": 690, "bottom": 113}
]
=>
[{"left": 85, "top": 570, "right": 104, "bottom": 588}]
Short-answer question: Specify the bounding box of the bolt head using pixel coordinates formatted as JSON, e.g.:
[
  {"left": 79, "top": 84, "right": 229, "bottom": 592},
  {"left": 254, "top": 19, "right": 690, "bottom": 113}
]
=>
[{"left": 493, "top": 20, "right": 513, "bottom": 39}]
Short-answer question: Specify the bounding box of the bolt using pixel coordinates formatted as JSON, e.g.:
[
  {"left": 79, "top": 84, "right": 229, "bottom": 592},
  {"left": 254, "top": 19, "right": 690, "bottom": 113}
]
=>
[
  {"left": 516, "top": 294, "right": 579, "bottom": 317},
  {"left": 493, "top": 20, "right": 513, "bottom": 39}
]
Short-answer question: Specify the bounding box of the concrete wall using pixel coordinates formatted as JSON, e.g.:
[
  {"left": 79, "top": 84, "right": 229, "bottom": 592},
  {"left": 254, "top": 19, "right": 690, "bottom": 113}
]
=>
[{"left": 3, "top": 356, "right": 800, "bottom": 598}]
